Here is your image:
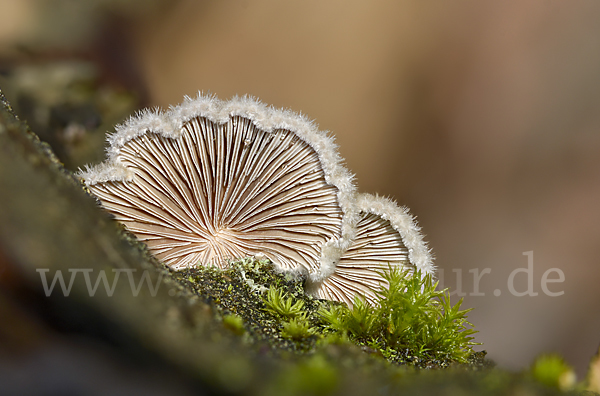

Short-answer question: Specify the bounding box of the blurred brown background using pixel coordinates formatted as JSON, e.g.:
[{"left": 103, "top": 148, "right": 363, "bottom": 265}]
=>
[{"left": 1, "top": 0, "right": 599, "bottom": 376}]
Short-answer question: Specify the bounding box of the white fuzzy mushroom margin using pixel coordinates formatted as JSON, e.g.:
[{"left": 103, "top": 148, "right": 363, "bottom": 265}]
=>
[{"left": 353, "top": 193, "right": 435, "bottom": 275}]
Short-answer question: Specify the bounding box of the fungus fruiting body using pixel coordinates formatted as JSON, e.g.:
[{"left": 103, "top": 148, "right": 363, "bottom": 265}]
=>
[
  {"left": 80, "top": 94, "right": 434, "bottom": 304},
  {"left": 81, "top": 95, "right": 357, "bottom": 276}
]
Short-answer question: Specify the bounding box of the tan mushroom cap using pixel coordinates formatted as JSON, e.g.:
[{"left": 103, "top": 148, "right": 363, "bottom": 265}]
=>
[
  {"left": 314, "top": 193, "right": 434, "bottom": 306},
  {"left": 80, "top": 95, "right": 357, "bottom": 276}
]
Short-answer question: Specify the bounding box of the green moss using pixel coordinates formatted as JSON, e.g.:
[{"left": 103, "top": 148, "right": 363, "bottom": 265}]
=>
[
  {"left": 171, "top": 258, "right": 482, "bottom": 369},
  {"left": 223, "top": 314, "right": 246, "bottom": 336},
  {"left": 281, "top": 317, "right": 317, "bottom": 340},
  {"left": 531, "top": 354, "right": 576, "bottom": 391},
  {"left": 318, "top": 267, "right": 479, "bottom": 365},
  {"left": 265, "top": 355, "right": 340, "bottom": 396},
  {"left": 264, "top": 286, "right": 306, "bottom": 318},
  {"left": 171, "top": 257, "right": 321, "bottom": 355}
]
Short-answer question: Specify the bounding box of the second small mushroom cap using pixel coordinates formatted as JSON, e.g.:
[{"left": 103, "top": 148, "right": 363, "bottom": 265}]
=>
[{"left": 313, "top": 193, "right": 434, "bottom": 306}]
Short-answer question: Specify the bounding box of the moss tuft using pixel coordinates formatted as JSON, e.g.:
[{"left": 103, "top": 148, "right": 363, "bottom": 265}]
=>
[
  {"left": 264, "top": 286, "right": 306, "bottom": 319},
  {"left": 281, "top": 317, "right": 317, "bottom": 340},
  {"left": 317, "top": 267, "right": 479, "bottom": 365},
  {"left": 530, "top": 354, "right": 576, "bottom": 391},
  {"left": 222, "top": 314, "right": 246, "bottom": 336},
  {"left": 265, "top": 355, "right": 339, "bottom": 396}
]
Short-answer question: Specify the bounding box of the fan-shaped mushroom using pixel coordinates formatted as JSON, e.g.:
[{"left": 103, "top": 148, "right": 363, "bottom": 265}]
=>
[
  {"left": 81, "top": 94, "right": 435, "bottom": 306},
  {"left": 313, "top": 193, "right": 434, "bottom": 305},
  {"left": 80, "top": 95, "right": 357, "bottom": 279}
]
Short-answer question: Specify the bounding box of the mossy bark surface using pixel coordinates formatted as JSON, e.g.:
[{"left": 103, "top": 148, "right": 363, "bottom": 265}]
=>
[{"left": 0, "top": 87, "right": 590, "bottom": 396}]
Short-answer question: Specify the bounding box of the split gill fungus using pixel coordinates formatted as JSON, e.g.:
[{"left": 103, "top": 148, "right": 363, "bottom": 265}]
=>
[{"left": 79, "top": 94, "right": 434, "bottom": 305}]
